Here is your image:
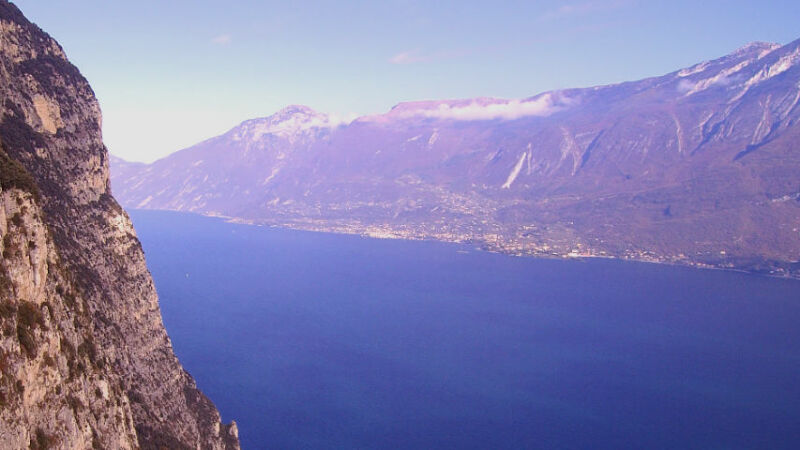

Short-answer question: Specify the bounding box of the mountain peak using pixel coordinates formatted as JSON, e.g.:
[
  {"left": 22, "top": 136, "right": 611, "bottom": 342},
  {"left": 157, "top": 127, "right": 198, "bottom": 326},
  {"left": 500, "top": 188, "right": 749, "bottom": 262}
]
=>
[
  {"left": 264, "top": 104, "right": 326, "bottom": 125},
  {"left": 731, "top": 41, "right": 781, "bottom": 58},
  {"left": 274, "top": 104, "right": 319, "bottom": 117},
  {"left": 735, "top": 41, "right": 781, "bottom": 52},
  {"left": 232, "top": 105, "right": 332, "bottom": 141}
]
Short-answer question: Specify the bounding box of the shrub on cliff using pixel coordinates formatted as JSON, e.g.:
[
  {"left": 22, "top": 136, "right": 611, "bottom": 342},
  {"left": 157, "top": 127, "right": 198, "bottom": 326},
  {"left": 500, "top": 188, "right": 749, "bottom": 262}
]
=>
[{"left": 0, "top": 145, "right": 39, "bottom": 199}]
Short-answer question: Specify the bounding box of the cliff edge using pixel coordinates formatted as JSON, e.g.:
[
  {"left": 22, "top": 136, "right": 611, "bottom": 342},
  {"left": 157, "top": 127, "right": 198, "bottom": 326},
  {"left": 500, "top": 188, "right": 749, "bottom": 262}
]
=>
[{"left": 0, "top": 2, "right": 239, "bottom": 448}]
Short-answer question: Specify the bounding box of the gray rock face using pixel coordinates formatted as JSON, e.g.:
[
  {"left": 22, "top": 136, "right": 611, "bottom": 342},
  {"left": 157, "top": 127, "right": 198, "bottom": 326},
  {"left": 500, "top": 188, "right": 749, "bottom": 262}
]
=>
[
  {"left": 113, "top": 38, "right": 800, "bottom": 277},
  {"left": 0, "top": 2, "right": 239, "bottom": 448}
]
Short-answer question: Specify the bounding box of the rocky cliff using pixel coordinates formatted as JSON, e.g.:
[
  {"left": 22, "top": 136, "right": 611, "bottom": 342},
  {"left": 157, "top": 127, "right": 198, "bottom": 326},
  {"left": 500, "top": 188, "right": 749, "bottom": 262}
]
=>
[
  {"left": 0, "top": 2, "right": 239, "bottom": 448},
  {"left": 112, "top": 39, "right": 800, "bottom": 277}
]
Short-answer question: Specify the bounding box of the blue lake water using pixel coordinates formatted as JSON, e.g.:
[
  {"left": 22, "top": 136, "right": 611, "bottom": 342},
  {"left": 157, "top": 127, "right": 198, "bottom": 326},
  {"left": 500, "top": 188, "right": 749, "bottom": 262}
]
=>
[{"left": 129, "top": 210, "right": 800, "bottom": 449}]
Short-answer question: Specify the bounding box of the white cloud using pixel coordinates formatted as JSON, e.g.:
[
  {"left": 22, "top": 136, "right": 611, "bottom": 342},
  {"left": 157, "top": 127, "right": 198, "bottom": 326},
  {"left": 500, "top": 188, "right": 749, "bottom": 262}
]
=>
[
  {"left": 399, "top": 94, "right": 576, "bottom": 121},
  {"left": 676, "top": 79, "right": 697, "bottom": 93},
  {"left": 388, "top": 49, "right": 466, "bottom": 65},
  {"left": 540, "top": 0, "right": 630, "bottom": 20},
  {"left": 677, "top": 76, "right": 734, "bottom": 95},
  {"left": 211, "top": 34, "right": 232, "bottom": 45},
  {"left": 389, "top": 50, "right": 428, "bottom": 65},
  {"left": 328, "top": 112, "right": 360, "bottom": 127}
]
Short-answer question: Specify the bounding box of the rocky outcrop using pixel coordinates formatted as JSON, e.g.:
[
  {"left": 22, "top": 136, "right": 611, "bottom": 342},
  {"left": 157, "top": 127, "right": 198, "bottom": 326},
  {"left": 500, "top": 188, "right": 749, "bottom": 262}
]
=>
[{"left": 0, "top": 2, "right": 239, "bottom": 448}]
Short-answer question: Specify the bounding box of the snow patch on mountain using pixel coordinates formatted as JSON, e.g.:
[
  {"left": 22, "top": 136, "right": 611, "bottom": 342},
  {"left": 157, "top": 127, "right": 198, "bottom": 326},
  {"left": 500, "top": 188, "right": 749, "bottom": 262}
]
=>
[
  {"left": 231, "top": 105, "right": 354, "bottom": 142},
  {"left": 676, "top": 42, "right": 788, "bottom": 98},
  {"left": 728, "top": 46, "right": 800, "bottom": 102},
  {"left": 744, "top": 46, "right": 800, "bottom": 88},
  {"left": 502, "top": 152, "right": 527, "bottom": 189},
  {"left": 679, "top": 60, "right": 752, "bottom": 96},
  {"left": 428, "top": 129, "right": 439, "bottom": 147},
  {"left": 732, "top": 41, "right": 781, "bottom": 59},
  {"left": 678, "top": 61, "right": 711, "bottom": 78}
]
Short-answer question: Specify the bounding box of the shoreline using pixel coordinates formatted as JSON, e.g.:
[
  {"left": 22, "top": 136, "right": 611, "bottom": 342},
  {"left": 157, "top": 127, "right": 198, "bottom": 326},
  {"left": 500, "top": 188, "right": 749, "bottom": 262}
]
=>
[{"left": 129, "top": 208, "right": 800, "bottom": 282}]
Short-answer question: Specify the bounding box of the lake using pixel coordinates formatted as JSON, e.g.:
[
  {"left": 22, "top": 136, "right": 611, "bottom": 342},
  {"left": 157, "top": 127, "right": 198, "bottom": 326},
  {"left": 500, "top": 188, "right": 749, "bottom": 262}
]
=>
[{"left": 129, "top": 210, "right": 800, "bottom": 449}]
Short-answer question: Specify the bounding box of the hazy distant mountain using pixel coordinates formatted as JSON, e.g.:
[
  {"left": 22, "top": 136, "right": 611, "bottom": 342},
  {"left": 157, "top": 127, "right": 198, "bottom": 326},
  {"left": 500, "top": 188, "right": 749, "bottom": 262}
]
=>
[{"left": 112, "top": 39, "right": 800, "bottom": 276}]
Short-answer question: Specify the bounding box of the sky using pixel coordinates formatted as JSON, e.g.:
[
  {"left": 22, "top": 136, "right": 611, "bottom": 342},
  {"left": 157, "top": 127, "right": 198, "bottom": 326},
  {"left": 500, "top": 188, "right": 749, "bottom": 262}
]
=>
[{"left": 13, "top": 0, "right": 800, "bottom": 162}]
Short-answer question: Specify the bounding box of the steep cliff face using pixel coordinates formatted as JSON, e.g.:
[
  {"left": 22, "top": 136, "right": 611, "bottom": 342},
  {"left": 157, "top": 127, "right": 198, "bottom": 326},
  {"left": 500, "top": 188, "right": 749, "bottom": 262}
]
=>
[{"left": 0, "top": 2, "right": 239, "bottom": 449}]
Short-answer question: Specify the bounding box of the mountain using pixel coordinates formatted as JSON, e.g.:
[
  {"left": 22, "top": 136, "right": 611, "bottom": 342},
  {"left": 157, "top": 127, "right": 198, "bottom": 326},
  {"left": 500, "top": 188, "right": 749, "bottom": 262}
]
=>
[
  {"left": 0, "top": 2, "right": 238, "bottom": 448},
  {"left": 112, "top": 39, "right": 800, "bottom": 277}
]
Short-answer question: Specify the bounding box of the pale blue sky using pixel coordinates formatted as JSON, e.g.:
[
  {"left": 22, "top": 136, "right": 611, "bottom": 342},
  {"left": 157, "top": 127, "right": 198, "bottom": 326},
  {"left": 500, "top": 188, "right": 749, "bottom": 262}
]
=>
[{"left": 13, "top": 0, "right": 800, "bottom": 162}]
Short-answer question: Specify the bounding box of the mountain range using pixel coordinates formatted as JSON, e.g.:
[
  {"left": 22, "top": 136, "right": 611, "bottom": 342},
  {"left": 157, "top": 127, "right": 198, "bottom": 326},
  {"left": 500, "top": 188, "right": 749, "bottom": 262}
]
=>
[{"left": 112, "top": 39, "right": 800, "bottom": 277}]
